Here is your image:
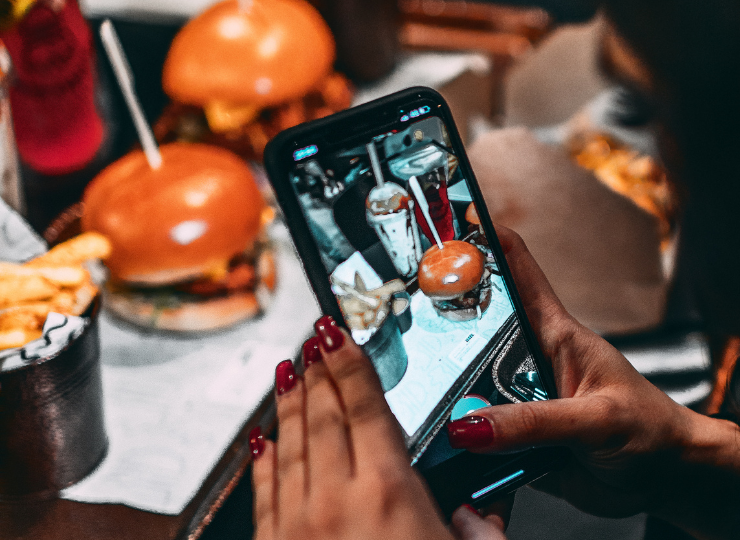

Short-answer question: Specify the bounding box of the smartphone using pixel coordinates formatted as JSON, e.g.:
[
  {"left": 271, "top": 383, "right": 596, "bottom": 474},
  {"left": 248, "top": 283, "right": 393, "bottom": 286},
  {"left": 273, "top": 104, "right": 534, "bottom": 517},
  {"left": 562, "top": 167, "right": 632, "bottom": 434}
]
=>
[{"left": 265, "top": 87, "right": 565, "bottom": 515}]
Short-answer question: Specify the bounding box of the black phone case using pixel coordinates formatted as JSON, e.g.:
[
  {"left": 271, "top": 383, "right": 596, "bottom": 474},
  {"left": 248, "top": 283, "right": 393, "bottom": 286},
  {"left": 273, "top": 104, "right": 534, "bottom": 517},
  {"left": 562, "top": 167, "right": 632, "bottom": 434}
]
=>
[{"left": 264, "top": 87, "right": 567, "bottom": 514}]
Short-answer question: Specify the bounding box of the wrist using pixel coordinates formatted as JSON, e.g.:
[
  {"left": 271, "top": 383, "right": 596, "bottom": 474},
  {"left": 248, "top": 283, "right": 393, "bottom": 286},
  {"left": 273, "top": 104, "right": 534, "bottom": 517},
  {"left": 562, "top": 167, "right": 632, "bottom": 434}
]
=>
[{"left": 653, "top": 408, "right": 740, "bottom": 540}]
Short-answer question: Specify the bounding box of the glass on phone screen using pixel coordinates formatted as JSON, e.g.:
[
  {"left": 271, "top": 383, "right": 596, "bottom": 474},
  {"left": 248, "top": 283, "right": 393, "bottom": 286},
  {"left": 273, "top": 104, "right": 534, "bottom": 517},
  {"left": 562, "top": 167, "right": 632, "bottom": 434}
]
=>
[{"left": 288, "top": 113, "right": 548, "bottom": 449}]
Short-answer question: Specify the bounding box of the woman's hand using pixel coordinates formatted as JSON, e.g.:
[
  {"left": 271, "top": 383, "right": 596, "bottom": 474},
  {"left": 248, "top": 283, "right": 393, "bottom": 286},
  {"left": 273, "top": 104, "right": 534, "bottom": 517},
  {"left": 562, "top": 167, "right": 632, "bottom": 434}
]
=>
[
  {"left": 446, "top": 226, "right": 740, "bottom": 539},
  {"left": 251, "top": 316, "right": 505, "bottom": 540}
]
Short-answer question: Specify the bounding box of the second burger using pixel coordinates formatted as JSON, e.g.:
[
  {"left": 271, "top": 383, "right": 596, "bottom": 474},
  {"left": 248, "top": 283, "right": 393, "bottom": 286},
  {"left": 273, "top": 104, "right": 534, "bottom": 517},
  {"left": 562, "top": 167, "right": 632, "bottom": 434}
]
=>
[{"left": 82, "top": 142, "right": 276, "bottom": 332}]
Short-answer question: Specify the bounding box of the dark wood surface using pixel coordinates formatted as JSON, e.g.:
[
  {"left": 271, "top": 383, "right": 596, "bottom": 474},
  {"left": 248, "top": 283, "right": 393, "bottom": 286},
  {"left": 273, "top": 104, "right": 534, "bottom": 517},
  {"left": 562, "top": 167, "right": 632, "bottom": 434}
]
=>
[{"left": 0, "top": 397, "right": 275, "bottom": 540}]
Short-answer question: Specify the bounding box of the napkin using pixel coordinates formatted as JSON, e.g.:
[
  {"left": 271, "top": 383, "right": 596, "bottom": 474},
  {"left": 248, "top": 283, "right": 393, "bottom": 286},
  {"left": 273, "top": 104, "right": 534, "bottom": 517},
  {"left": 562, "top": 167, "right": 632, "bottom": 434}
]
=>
[{"left": 469, "top": 127, "right": 667, "bottom": 335}]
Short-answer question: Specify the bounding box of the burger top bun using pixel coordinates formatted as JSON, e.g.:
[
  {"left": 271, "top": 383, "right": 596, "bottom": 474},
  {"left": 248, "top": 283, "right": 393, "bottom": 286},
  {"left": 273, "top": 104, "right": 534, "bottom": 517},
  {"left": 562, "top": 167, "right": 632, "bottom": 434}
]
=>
[
  {"left": 465, "top": 203, "right": 480, "bottom": 225},
  {"left": 418, "top": 241, "right": 485, "bottom": 300},
  {"left": 82, "top": 143, "right": 266, "bottom": 285},
  {"left": 162, "top": 0, "right": 335, "bottom": 108}
]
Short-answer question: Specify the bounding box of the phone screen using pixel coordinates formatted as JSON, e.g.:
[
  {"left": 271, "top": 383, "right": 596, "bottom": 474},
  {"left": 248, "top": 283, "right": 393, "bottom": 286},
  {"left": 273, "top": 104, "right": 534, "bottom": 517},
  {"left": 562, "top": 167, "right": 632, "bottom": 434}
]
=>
[{"left": 285, "top": 110, "right": 549, "bottom": 459}]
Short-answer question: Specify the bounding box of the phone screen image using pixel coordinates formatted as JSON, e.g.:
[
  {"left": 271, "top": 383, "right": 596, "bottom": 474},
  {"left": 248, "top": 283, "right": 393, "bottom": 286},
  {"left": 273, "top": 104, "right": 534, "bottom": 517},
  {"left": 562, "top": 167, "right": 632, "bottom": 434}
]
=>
[{"left": 285, "top": 112, "right": 550, "bottom": 460}]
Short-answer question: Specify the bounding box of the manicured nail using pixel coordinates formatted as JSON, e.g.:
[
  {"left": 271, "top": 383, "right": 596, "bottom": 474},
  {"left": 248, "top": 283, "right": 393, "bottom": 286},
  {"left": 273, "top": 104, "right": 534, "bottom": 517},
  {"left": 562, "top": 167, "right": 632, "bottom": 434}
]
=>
[
  {"left": 303, "top": 336, "right": 322, "bottom": 368},
  {"left": 462, "top": 503, "right": 480, "bottom": 516},
  {"left": 314, "top": 315, "right": 344, "bottom": 352},
  {"left": 275, "top": 360, "right": 296, "bottom": 395},
  {"left": 447, "top": 416, "right": 494, "bottom": 449},
  {"left": 249, "top": 426, "right": 265, "bottom": 459}
]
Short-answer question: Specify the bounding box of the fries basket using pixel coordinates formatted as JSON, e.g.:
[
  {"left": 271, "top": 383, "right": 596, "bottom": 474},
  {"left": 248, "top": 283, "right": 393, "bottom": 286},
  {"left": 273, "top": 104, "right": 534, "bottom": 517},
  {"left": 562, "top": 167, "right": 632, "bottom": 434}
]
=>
[{"left": 0, "top": 297, "right": 107, "bottom": 499}]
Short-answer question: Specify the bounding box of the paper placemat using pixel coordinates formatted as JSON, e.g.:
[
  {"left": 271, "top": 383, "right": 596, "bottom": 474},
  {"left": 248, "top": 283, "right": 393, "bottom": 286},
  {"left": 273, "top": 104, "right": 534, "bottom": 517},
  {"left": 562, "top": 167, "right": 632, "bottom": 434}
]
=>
[{"left": 62, "top": 225, "right": 320, "bottom": 514}]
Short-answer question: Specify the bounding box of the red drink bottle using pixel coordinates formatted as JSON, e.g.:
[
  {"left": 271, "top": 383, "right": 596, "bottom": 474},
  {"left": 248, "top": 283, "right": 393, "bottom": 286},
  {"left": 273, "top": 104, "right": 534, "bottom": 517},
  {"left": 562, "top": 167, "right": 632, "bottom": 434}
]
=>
[
  {"left": 1, "top": 0, "right": 104, "bottom": 175},
  {"left": 413, "top": 168, "right": 455, "bottom": 243}
]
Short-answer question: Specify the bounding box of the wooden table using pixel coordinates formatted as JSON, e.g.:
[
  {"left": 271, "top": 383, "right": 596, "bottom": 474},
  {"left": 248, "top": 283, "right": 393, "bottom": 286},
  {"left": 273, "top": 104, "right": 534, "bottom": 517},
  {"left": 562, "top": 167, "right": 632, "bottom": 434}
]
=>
[{"left": 0, "top": 397, "right": 274, "bottom": 540}]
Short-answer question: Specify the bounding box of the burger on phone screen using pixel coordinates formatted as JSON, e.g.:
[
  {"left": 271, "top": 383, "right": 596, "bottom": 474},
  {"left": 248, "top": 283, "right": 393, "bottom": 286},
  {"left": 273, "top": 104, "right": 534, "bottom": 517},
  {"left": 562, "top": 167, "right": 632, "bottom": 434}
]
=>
[{"left": 418, "top": 240, "right": 493, "bottom": 322}]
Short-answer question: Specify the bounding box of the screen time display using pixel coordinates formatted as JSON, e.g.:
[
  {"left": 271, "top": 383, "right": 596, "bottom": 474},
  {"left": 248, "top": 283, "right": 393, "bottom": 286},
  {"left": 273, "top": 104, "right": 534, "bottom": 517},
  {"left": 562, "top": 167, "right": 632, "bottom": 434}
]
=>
[{"left": 289, "top": 115, "right": 548, "bottom": 440}]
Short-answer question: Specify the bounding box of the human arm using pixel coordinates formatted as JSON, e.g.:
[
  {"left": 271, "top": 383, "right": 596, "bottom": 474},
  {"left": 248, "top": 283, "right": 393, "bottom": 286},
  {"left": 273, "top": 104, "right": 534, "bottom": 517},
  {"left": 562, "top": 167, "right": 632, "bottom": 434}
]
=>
[{"left": 446, "top": 225, "right": 740, "bottom": 539}]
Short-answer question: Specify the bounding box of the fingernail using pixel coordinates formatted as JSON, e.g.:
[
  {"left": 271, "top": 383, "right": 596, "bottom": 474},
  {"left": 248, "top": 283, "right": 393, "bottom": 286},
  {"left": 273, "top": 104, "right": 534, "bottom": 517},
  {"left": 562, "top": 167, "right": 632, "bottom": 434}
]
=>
[
  {"left": 447, "top": 416, "right": 494, "bottom": 449},
  {"left": 275, "top": 360, "right": 296, "bottom": 395},
  {"left": 462, "top": 503, "right": 480, "bottom": 516},
  {"left": 249, "top": 426, "right": 265, "bottom": 459},
  {"left": 302, "top": 336, "right": 322, "bottom": 368},
  {"left": 314, "top": 315, "right": 344, "bottom": 352}
]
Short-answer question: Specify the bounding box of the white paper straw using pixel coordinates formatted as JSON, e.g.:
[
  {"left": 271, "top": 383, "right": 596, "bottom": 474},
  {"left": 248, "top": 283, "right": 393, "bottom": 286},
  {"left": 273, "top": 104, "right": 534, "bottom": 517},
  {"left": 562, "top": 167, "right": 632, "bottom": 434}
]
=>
[
  {"left": 408, "top": 176, "right": 443, "bottom": 249},
  {"left": 237, "top": 0, "right": 253, "bottom": 12},
  {"left": 99, "top": 20, "right": 162, "bottom": 170},
  {"left": 366, "top": 142, "right": 385, "bottom": 188}
]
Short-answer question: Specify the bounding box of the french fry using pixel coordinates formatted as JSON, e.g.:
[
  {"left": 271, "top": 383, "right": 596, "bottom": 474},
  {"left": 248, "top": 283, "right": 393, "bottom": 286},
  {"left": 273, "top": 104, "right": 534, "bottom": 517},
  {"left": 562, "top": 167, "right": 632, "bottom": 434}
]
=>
[
  {"left": 0, "top": 262, "right": 86, "bottom": 287},
  {"left": 0, "top": 232, "right": 107, "bottom": 350},
  {"left": 39, "top": 266, "right": 87, "bottom": 287},
  {"left": 48, "top": 291, "right": 76, "bottom": 314},
  {"left": 0, "top": 276, "right": 58, "bottom": 307},
  {"left": 26, "top": 232, "right": 111, "bottom": 267},
  {"left": 70, "top": 279, "right": 98, "bottom": 316},
  {"left": 0, "top": 262, "right": 25, "bottom": 275},
  {"left": 0, "top": 304, "right": 51, "bottom": 330},
  {"left": 0, "top": 305, "right": 48, "bottom": 350},
  {"left": 0, "top": 328, "right": 42, "bottom": 350}
]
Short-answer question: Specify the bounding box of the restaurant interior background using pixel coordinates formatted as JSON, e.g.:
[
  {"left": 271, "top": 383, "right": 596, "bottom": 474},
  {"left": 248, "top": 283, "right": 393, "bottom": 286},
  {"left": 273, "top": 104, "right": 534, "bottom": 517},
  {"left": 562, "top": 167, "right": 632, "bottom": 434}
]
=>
[{"left": 0, "top": 1, "right": 718, "bottom": 539}]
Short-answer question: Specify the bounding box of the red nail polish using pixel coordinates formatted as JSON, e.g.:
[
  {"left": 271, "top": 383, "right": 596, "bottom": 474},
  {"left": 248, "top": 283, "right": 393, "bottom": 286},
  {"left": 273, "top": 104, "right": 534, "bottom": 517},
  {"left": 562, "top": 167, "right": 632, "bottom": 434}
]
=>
[
  {"left": 314, "top": 315, "right": 344, "bottom": 352},
  {"left": 462, "top": 503, "right": 480, "bottom": 515},
  {"left": 447, "top": 416, "right": 494, "bottom": 449},
  {"left": 275, "top": 360, "right": 296, "bottom": 395},
  {"left": 303, "top": 336, "right": 322, "bottom": 368},
  {"left": 249, "top": 426, "right": 265, "bottom": 458}
]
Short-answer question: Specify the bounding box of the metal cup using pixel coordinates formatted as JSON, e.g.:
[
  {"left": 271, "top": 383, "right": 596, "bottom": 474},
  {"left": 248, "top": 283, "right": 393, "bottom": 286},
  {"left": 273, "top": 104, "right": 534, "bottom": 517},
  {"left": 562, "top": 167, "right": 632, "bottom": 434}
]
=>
[
  {"left": 391, "top": 291, "right": 412, "bottom": 334},
  {"left": 0, "top": 300, "right": 107, "bottom": 499},
  {"left": 361, "top": 311, "right": 408, "bottom": 392}
]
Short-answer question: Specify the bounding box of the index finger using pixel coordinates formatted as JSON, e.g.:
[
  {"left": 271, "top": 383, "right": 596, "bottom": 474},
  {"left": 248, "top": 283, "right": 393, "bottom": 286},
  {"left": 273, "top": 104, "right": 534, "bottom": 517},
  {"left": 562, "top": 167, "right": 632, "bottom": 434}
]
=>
[{"left": 314, "top": 316, "right": 408, "bottom": 473}]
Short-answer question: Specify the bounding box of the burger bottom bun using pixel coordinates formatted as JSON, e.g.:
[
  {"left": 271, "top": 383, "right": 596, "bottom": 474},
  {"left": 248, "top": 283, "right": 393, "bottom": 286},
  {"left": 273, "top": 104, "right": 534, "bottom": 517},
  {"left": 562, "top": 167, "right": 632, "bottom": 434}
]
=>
[
  {"left": 103, "top": 285, "right": 268, "bottom": 332},
  {"left": 432, "top": 286, "right": 492, "bottom": 323}
]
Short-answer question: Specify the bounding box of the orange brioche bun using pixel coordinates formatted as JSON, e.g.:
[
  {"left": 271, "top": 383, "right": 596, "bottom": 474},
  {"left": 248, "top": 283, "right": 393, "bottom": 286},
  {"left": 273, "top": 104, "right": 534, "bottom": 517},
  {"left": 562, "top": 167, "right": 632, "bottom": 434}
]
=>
[
  {"left": 162, "top": 0, "right": 335, "bottom": 109},
  {"left": 418, "top": 240, "right": 485, "bottom": 300},
  {"left": 81, "top": 142, "right": 266, "bottom": 285}
]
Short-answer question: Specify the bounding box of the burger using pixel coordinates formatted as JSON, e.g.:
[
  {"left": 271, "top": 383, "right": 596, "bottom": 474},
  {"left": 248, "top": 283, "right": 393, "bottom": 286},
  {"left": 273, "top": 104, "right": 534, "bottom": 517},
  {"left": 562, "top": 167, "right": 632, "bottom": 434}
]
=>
[
  {"left": 417, "top": 240, "right": 492, "bottom": 322},
  {"left": 81, "top": 142, "right": 275, "bottom": 331},
  {"left": 157, "top": 0, "right": 352, "bottom": 161}
]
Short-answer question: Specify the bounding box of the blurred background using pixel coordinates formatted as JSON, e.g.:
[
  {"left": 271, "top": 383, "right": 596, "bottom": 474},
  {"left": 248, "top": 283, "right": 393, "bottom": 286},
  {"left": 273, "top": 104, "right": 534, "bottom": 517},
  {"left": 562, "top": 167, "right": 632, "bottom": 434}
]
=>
[{"left": 1, "top": 1, "right": 731, "bottom": 539}]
